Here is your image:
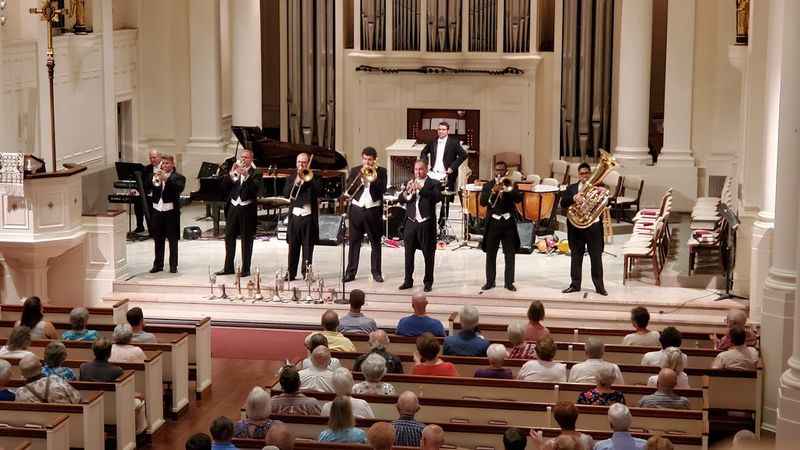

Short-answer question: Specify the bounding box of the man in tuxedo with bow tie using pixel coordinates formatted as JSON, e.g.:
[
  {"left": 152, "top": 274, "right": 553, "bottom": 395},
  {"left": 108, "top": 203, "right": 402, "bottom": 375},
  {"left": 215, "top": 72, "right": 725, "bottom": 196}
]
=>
[
  {"left": 149, "top": 154, "right": 186, "bottom": 273},
  {"left": 216, "top": 149, "right": 260, "bottom": 277},
  {"left": 420, "top": 121, "right": 467, "bottom": 227},
  {"left": 398, "top": 159, "right": 442, "bottom": 292},
  {"left": 284, "top": 152, "right": 322, "bottom": 281}
]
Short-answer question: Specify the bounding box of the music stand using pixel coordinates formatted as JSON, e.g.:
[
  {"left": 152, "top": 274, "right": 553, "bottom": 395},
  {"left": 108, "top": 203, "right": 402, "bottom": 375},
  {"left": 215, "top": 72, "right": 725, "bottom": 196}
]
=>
[
  {"left": 715, "top": 203, "right": 747, "bottom": 301},
  {"left": 115, "top": 162, "right": 148, "bottom": 241}
]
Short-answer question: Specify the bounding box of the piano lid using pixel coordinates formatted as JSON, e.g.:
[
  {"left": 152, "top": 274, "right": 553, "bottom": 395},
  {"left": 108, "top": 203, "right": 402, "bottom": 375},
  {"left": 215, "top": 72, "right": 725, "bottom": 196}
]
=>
[{"left": 231, "top": 126, "right": 347, "bottom": 171}]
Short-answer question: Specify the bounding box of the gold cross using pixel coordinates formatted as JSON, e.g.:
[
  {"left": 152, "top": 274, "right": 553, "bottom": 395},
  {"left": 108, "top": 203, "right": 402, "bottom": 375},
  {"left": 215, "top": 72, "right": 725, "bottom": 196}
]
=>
[{"left": 29, "top": 1, "right": 63, "bottom": 58}]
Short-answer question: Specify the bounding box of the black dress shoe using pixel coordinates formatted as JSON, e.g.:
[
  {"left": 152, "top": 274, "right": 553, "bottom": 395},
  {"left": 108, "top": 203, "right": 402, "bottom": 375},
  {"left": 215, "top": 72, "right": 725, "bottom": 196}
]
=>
[
  {"left": 149, "top": 267, "right": 162, "bottom": 273},
  {"left": 169, "top": 267, "right": 177, "bottom": 273},
  {"left": 216, "top": 269, "right": 234, "bottom": 276},
  {"left": 595, "top": 288, "right": 608, "bottom": 296},
  {"left": 240, "top": 272, "right": 251, "bottom": 277},
  {"left": 133, "top": 227, "right": 145, "bottom": 233},
  {"left": 505, "top": 284, "right": 517, "bottom": 292},
  {"left": 342, "top": 274, "right": 355, "bottom": 283},
  {"left": 398, "top": 282, "right": 413, "bottom": 290},
  {"left": 561, "top": 286, "right": 580, "bottom": 294},
  {"left": 372, "top": 274, "right": 384, "bottom": 283},
  {"left": 423, "top": 285, "right": 432, "bottom": 292},
  {"left": 481, "top": 283, "right": 495, "bottom": 291}
]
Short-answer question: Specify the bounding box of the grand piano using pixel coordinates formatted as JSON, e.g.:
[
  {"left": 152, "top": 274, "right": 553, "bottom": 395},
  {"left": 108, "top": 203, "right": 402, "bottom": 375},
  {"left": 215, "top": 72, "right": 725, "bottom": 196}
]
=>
[{"left": 189, "top": 126, "right": 348, "bottom": 235}]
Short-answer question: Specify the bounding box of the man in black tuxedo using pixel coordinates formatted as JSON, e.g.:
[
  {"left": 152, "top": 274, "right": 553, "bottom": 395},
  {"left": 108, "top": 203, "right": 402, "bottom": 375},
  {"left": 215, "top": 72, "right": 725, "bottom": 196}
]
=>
[
  {"left": 560, "top": 162, "right": 607, "bottom": 296},
  {"left": 284, "top": 152, "right": 321, "bottom": 280},
  {"left": 343, "top": 146, "right": 388, "bottom": 283},
  {"left": 398, "top": 159, "right": 442, "bottom": 292},
  {"left": 134, "top": 149, "right": 161, "bottom": 233},
  {"left": 480, "top": 161, "right": 523, "bottom": 291},
  {"left": 149, "top": 154, "right": 186, "bottom": 273},
  {"left": 217, "top": 149, "right": 260, "bottom": 277},
  {"left": 420, "top": 121, "right": 467, "bottom": 226}
]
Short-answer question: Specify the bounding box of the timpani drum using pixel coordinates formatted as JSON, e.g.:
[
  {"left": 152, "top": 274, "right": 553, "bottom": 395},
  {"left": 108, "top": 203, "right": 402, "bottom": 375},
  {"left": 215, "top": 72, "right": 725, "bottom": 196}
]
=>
[
  {"left": 386, "top": 205, "right": 406, "bottom": 240},
  {"left": 462, "top": 183, "right": 487, "bottom": 219},
  {"left": 515, "top": 183, "right": 559, "bottom": 221}
]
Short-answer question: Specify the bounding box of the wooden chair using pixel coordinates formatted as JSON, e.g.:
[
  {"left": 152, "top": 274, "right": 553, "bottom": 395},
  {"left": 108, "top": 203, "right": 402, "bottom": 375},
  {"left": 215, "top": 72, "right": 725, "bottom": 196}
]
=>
[
  {"left": 550, "top": 160, "right": 569, "bottom": 185},
  {"left": 624, "top": 219, "right": 667, "bottom": 285},
  {"left": 616, "top": 175, "right": 644, "bottom": 222}
]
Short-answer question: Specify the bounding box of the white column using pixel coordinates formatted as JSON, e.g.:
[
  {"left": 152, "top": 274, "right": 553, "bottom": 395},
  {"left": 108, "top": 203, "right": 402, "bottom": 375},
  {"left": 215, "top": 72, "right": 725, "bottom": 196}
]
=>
[
  {"left": 658, "top": 0, "right": 695, "bottom": 167},
  {"left": 761, "top": 0, "right": 798, "bottom": 430},
  {"left": 776, "top": 0, "right": 800, "bottom": 441},
  {"left": 231, "top": 0, "right": 262, "bottom": 127},
  {"left": 612, "top": 0, "right": 652, "bottom": 166},
  {"left": 97, "top": 0, "right": 118, "bottom": 168}
]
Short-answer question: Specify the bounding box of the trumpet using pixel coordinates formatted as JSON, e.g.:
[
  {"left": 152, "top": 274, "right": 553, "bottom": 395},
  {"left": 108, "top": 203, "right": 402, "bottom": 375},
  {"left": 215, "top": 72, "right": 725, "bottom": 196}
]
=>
[
  {"left": 490, "top": 172, "right": 514, "bottom": 208},
  {"left": 289, "top": 155, "right": 315, "bottom": 201},
  {"left": 230, "top": 157, "right": 251, "bottom": 182},
  {"left": 344, "top": 165, "right": 379, "bottom": 197},
  {"left": 403, "top": 178, "right": 423, "bottom": 196},
  {"left": 151, "top": 162, "right": 165, "bottom": 187}
]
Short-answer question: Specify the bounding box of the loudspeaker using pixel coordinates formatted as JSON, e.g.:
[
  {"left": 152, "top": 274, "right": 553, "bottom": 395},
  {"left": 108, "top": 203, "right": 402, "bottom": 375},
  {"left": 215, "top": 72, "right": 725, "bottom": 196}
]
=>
[
  {"left": 516, "top": 221, "right": 535, "bottom": 254},
  {"left": 318, "top": 214, "right": 345, "bottom": 246},
  {"left": 182, "top": 226, "right": 202, "bottom": 240}
]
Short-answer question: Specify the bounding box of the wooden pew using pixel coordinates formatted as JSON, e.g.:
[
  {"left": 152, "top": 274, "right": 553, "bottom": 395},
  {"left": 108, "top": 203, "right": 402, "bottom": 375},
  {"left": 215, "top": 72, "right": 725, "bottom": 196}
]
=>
[
  {"left": 0, "top": 299, "right": 129, "bottom": 326},
  {"left": 234, "top": 440, "right": 420, "bottom": 449},
  {"left": 10, "top": 441, "right": 33, "bottom": 450},
  {"left": 0, "top": 391, "right": 105, "bottom": 450},
  {"left": 0, "top": 415, "right": 70, "bottom": 450}
]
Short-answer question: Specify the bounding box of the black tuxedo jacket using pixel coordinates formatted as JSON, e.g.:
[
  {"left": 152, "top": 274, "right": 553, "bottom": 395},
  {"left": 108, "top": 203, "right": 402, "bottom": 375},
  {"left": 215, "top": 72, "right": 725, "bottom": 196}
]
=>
[
  {"left": 560, "top": 182, "right": 581, "bottom": 210},
  {"left": 479, "top": 179, "right": 523, "bottom": 251},
  {"left": 398, "top": 177, "right": 442, "bottom": 222},
  {"left": 283, "top": 174, "right": 321, "bottom": 214},
  {"left": 151, "top": 171, "right": 187, "bottom": 211},
  {"left": 346, "top": 165, "right": 388, "bottom": 203},
  {"left": 420, "top": 136, "right": 467, "bottom": 174},
  {"left": 140, "top": 164, "right": 156, "bottom": 199},
  {"left": 222, "top": 168, "right": 261, "bottom": 204}
]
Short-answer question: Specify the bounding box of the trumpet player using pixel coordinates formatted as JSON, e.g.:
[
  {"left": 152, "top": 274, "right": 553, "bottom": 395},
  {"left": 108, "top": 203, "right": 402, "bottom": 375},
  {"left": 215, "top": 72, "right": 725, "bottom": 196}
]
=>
[
  {"left": 480, "top": 161, "right": 523, "bottom": 291},
  {"left": 343, "top": 147, "right": 388, "bottom": 283},
  {"left": 398, "top": 159, "right": 442, "bottom": 292},
  {"left": 148, "top": 154, "right": 186, "bottom": 273},
  {"left": 217, "top": 149, "right": 259, "bottom": 277},
  {"left": 284, "top": 152, "right": 321, "bottom": 281},
  {"left": 134, "top": 149, "right": 161, "bottom": 234}
]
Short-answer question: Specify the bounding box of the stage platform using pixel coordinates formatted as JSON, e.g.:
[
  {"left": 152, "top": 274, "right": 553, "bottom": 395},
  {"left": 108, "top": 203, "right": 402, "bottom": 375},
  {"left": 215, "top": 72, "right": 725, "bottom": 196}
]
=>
[{"left": 104, "top": 206, "right": 744, "bottom": 333}]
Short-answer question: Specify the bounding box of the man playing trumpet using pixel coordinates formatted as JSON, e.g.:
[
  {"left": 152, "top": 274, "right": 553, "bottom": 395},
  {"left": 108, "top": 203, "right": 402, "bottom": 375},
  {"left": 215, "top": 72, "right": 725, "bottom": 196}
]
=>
[
  {"left": 343, "top": 147, "right": 388, "bottom": 283},
  {"left": 398, "top": 159, "right": 442, "bottom": 292},
  {"left": 149, "top": 154, "right": 186, "bottom": 273},
  {"left": 480, "top": 161, "right": 523, "bottom": 291},
  {"left": 284, "top": 152, "right": 321, "bottom": 281},
  {"left": 217, "top": 149, "right": 260, "bottom": 277}
]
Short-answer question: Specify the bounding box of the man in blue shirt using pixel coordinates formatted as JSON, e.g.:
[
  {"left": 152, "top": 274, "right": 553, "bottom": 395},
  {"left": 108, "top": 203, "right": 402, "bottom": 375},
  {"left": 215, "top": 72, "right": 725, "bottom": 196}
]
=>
[
  {"left": 0, "top": 360, "right": 14, "bottom": 401},
  {"left": 443, "top": 305, "right": 489, "bottom": 356},
  {"left": 594, "top": 404, "right": 647, "bottom": 450},
  {"left": 396, "top": 293, "right": 446, "bottom": 337},
  {"left": 210, "top": 416, "right": 239, "bottom": 450}
]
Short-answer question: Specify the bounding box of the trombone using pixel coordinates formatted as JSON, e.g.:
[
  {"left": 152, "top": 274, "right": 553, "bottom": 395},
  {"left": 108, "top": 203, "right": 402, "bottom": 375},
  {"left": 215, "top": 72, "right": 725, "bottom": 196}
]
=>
[
  {"left": 289, "top": 155, "right": 315, "bottom": 201},
  {"left": 343, "top": 164, "right": 379, "bottom": 198},
  {"left": 490, "top": 171, "right": 514, "bottom": 208}
]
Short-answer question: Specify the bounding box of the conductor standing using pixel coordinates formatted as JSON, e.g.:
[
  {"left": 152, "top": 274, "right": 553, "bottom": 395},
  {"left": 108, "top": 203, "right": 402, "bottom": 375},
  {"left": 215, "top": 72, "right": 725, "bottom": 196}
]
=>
[{"left": 480, "top": 161, "right": 523, "bottom": 291}]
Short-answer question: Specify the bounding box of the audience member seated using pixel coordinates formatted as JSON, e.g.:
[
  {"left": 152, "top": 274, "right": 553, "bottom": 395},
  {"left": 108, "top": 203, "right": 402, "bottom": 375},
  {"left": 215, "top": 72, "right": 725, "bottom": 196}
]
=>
[
  {"left": 299, "top": 346, "right": 335, "bottom": 393},
  {"left": 301, "top": 333, "right": 341, "bottom": 371},
  {"left": 638, "top": 369, "right": 689, "bottom": 409},
  {"left": 421, "top": 424, "right": 444, "bottom": 450},
  {"left": 623, "top": 306, "right": 660, "bottom": 347},
  {"left": 80, "top": 338, "right": 123, "bottom": 381},
  {"left": 646, "top": 347, "right": 689, "bottom": 389},
  {"left": 711, "top": 309, "right": 759, "bottom": 351},
  {"left": 61, "top": 307, "right": 98, "bottom": 341},
  {"left": 412, "top": 333, "right": 458, "bottom": 377},
  {"left": 568, "top": 338, "right": 624, "bottom": 384},
  {"left": 319, "top": 396, "right": 367, "bottom": 443},
  {"left": 507, "top": 321, "right": 537, "bottom": 360},
  {"left": 594, "top": 403, "right": 647, "bottom": 450},
  {"left": 235, "top": 386, "right": 281, "bottom": 439},
  {"left": 0, "top": 326, "right": 36, "bottom": 359},
  {"left": 731, "top": 429, "right": 758, "bottom": 449},
  {"left": 517, "top": 336, "right": 566, "bottom": 382},
  {"left": 185, "top": 433, "right": 212, "bottom": 450},
  {"left": 338, "top": 289, "right": 378, "bottom": 334},
  {"left": 525, "top": 301, "right": 550, "bottom": 343},
  {"left": 367, "top": 422, "right": 395, "bottom": 450},
  {"left": 15, "top": 354, "right": 81, "bottom": 403},
  {"left": 527, "top": 402, "right": 594, "bottom": 450},
  {"left": 711, "top": 325, "right": 760, "bottom": 370},
  {"left": 271, "top": 365, "right": 322, "bottom": 415},
  {"left": 305, "top": 310, "right": 356, "bottom": 352},
  {"left": 646, "top": 436, "right": 674, "bottom": 450},
  {"left": 126, "top": 307, "right": 157, "bottom": 344},
  {"left": 641, "top": 327, "right": 688, "bottom": 368},
  {"left": 503, "top": 427, "right": 527, "bottom": 450},
  {"left": 210, "top": 416, "right": 239, "bottom": 450},
  {"left": 110, "top": 324, "right": 147, "bottom": 363},
  {"left": 322, "top": 368, "right": 374, "bottom": 418},
  {"left": 392, "top": 391, "right": 425, "bottom": 447},
  {"left": 475, "top": 343, "right": 513, "bottom": 379},
  {"left": 42, "top": 341, "right": 76, "bottom": 381},
  {"left": 577, "top": 365, "right": 626, "bottom": 406},
  {"left": 353, "top": 353, "right": 396, "bottom": 395},
  {"left": 353, "top": 330, "right": 404, "bottom": 374},
  {"left": 396, "top": 293, "right": 446, "bottom": 337},
  {"left": 264, "top": 423, "right": 295, "bottom": 450},
  {"left": 0, "top": 360, "right": 15, "bottom": 401},
  {"left": 14, "top": 296, "right": 58, "bottom": 340},
  {"left": 443, "top": 305, "right": 490, "bottom": 356}
]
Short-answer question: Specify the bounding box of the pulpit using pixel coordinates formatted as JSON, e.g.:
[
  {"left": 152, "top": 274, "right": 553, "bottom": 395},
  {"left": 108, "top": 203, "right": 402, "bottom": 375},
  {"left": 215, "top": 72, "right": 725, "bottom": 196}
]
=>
[{"left": 0, "top": 165, "right": 87, "bottom": 303}]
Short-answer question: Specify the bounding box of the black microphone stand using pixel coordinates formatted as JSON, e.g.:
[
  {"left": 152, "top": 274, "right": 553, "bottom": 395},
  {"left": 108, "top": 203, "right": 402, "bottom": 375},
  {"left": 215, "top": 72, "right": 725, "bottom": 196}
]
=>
[{"left": 337, "top": 195, "right": 351, "bottom": 304}]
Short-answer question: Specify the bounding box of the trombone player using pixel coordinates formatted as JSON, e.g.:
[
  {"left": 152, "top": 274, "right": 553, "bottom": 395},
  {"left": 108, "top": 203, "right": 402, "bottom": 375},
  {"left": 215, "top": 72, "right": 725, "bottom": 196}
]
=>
[
  {"left": 217, "top": 149, "right": 259, "bottom": 277},
  {"left": 480, "top": 161, "right": 523, "bottom": 291},
  {"left": 284, "top": 152, "right": 321, "bottom": 281},
  {"left": 343, "top": 147, "right": 388, "bottom": 283}
]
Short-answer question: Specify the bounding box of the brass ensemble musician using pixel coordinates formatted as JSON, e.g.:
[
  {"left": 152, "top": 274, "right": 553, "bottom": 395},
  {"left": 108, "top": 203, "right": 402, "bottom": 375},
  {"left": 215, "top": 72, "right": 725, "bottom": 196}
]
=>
[
  {"left": 284, "top": 152, "right": 321, "bottom": 281},
  {"left": 420, "top": 121, "right": 467, "bottom": 226},
  {"left": 216, "top": 149, "right": 260, "bottom": 277},
  {"left": 343, "top": 147, "right": 388, "bottom": 283},
  {"left": 480, "top": 161, "right": 523, "bottom": 291},
  {"left": 149, "top": 154, "right": 186, "bottom": 273},
  {"left": 398, "top": 159, "right": 442, "bottom": 292},
  {"left": 134, "top": 149, "right": 161, "bottom": 234}
]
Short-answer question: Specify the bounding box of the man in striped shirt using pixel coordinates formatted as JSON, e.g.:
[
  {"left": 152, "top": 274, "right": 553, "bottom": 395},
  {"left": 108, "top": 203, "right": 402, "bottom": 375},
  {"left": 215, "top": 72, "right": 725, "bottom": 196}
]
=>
[
  {"left": 638, "top": 368, "right": 690, "bottom": 409},
  {"left": 391, "top": 391, "right": 426, "bottom": 446}
]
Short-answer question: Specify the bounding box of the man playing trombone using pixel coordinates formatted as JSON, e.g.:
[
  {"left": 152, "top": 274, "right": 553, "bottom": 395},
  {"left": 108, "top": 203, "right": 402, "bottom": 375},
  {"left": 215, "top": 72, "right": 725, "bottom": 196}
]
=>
[
  {"left": 398, "top": 159, "right": 442, "bottom": 292},
  {"left": 149, "top": 154, "right": 186, "bottom": 273},
  {"left": 480, "top": 161, "right": 523, "bottom": 291},
  {"left": 284, "top": 152, "right": 321, "bottom": 281},
  {"left": 217, "top": 149, "right": 259, "bottom": 277},
  {"left": 342, "top": 147, "right": 388, "bottom": 283}
]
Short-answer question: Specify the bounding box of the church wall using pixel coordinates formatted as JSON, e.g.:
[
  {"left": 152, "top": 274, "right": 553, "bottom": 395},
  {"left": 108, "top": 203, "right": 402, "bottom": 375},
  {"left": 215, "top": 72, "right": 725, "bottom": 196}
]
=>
[{"left": 533, "top": 52, "right": 556, "bottom": 178}]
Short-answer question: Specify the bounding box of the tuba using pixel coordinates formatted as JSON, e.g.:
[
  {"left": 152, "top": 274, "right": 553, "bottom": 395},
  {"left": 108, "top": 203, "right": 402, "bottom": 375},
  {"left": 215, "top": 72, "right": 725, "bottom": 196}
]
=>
[{"left": 566, "top": 150, "right": 618, "bottom": 229}]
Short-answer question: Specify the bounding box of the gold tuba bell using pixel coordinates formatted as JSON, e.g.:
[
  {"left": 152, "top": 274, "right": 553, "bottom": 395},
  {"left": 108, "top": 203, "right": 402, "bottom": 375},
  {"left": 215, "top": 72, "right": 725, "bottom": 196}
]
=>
[{"left": 566, "top": 150, "right": 618, "bottom": 229}]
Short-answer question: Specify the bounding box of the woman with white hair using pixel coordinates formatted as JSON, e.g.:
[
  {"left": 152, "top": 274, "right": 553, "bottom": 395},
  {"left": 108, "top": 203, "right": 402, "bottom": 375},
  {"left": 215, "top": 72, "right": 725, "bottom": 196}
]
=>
[
  {"left": 322, "top": 368, "right": 375, "bottom": 418},
  {"left": 576, "top": 364, "right": 625, "bottom": 406},
  {"left": 0, "top": 326, "right": 35, "bottom": 359},
  {"left": 109, "top": 324, "right": 147, "bottom": 363},
  {"left": 474, "top": 343, "right": 513, "bottom": 379},
  {"left": 42, "top": 341, "right": 76, "bottom": 381},
  {"left": 646, "top": 347, "right": 689, "bottom": 389},
  {"left": 353, "top": 354, "right": 396, "bottom": 395},
  {"left": 507, "top": 321, "right": 537, "bottom": 360},
  {"left": 62, "top": 307, "right": 97, "bottom": 341},
  {"left": 234, "top": 386, "right": 281, "bottom": 439}
]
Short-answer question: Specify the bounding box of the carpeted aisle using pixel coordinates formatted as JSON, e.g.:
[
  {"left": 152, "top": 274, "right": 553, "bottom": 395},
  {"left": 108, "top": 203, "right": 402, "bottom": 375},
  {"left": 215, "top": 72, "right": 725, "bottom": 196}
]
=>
[{"left": 211, "top": 327, "right": 308, "bottom": 361}]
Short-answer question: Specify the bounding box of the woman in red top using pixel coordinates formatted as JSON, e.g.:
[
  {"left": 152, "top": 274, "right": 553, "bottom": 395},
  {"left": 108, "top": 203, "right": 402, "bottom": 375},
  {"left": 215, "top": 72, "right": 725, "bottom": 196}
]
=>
[
  {"left": 524, "top": 300, "right": 550, "bottom": 343},
  {"left": 411, "top": 333, "right": 458, "bottom": 377}
]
